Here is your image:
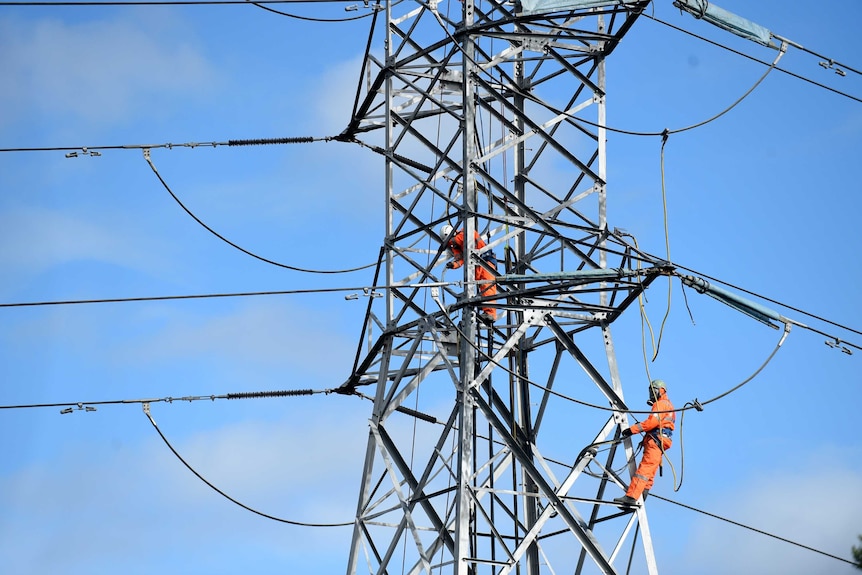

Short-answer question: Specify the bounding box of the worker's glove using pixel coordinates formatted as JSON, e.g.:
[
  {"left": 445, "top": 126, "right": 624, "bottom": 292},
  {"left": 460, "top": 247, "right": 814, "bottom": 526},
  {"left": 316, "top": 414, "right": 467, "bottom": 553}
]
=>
[
  {"left": 446, "top": 261, "right": 455, "bottom": 269},
  {"left": 620, "top": 428, "right": 633, "bottom": 438}
]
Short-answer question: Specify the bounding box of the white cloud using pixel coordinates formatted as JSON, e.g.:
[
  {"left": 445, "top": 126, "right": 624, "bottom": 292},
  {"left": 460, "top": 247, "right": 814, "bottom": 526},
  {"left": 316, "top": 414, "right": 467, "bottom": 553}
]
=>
[
  {"left": 114, "top": 299, "right": 358, "bottom": 379},
  {"left": 0, "top": 206, "right": 166, "bottom": 273},
  {"left": 675, "top": 462, "right": 862, "bottom": 574},
  {"left": 174, "top": 411, "right": 368, "bottom": 501},
  {"left": 0, "top": 12, "right": 218, "bottom": 128},
  {"left": 0, "top": 410, "right": 366, "bottom": 574},
  {"left": 311, "top": 54, "right": 368, "bottom": 136}
]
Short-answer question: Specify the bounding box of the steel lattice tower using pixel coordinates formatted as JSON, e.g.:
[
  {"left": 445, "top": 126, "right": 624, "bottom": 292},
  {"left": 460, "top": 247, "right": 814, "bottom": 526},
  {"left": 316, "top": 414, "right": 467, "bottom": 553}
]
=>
[{"left": 335, "top": 1, "right": 673, "bottom": 573}]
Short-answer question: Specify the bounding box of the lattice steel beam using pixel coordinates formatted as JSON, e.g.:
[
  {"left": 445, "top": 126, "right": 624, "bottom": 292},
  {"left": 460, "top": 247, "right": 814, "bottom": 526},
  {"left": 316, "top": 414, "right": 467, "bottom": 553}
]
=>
[{"left": 339, "top": 1, "right": 671, "bottom": 574}]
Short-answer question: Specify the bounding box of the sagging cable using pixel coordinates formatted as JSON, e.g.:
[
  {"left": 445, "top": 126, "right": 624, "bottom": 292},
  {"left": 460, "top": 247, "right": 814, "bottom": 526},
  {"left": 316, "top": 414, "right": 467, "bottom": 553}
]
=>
[
  {"left": 142, "top": 402, "right": 353, "bottom": 528},
  {"left": 433, "top": 271, "right": 792, "bottom": 417},
  {"left": 142, "top": 149, "right": 375, "bottom": 274},
  {"left": 677, "top": 274, "right": 794, "bottom": 404},
  {"left": 651, "top": 129, "right": 673, "bottom": 361},
  {"left": 702, "top": 321, "right": 791, "bottom": 407},
  {"left": 672, "top": 399, "right": 701, "bottom": 492}
]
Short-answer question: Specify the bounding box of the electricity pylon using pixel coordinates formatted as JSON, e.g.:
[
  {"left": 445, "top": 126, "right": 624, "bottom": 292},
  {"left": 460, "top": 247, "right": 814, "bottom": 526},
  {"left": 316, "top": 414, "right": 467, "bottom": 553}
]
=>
[{"left": 335, "top": 1, "right": 672, "bottom": 573}]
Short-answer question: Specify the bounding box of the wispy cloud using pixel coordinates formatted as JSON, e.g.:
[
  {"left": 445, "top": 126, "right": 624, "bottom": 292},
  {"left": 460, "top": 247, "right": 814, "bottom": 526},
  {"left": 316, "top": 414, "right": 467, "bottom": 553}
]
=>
[
  {"left": 0, "top": 409, "right": 365, "bottom": 574},
  {"left": 0, "top": 206, "right": 166, "bottom": 271},
  {"left": 0, "top": 11, "right": 219, "bottom": 129},
  {"left": 113, "top": 299, "right": 358, "bottom": 379},
  {"left": 672, "top": 462, "right": 862, "bottom": 574}
]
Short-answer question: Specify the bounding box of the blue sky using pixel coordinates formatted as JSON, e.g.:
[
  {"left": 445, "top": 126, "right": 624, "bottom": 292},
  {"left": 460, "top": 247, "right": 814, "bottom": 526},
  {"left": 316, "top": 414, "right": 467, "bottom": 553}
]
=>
[{"left": 1, "top": 1, "right": 861, "bottom": 574}]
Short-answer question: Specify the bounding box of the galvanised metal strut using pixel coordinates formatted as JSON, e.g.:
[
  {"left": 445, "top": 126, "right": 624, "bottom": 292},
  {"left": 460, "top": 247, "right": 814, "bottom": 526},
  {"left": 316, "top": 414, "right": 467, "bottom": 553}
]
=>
[{"left": 336, "top": 1, "right": 669, "bottom": 573}]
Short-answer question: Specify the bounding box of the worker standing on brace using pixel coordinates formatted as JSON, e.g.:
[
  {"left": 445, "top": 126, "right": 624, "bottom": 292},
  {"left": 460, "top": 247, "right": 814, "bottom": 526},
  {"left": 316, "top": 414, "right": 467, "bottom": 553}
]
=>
[
  {"left": 613, "top": 379, "right": 675, "bottom": 508},
  {"left": 441, "top": 224, "right": 498, "bottom": 325}
]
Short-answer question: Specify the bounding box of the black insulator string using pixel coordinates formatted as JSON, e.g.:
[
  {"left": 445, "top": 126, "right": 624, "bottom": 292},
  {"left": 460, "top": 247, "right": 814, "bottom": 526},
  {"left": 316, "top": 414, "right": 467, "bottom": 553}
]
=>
[
  {"left": 228, "top": 136, "right": 315, "bottom": 146},
  {"left": 226, "top": 389, "right": 315, "bottom": 399},
  {"left": 144, "top": 405, "right": 354, "bottom": 527},
  {"left": 143, "top": 149, "right": 375, "bottom": 274}
]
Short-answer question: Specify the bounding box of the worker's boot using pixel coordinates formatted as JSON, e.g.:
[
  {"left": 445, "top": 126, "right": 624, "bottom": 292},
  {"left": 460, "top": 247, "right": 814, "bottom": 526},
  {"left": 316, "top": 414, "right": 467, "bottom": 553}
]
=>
[
  {"left": 642, "top": 489, "right": 650, "bottom": 501},
  {"left": 612, "top": 495, "right": 638, "bottom": 508},
  {"left": 478, "top": 312, "right": 496, "bottom": 325}
]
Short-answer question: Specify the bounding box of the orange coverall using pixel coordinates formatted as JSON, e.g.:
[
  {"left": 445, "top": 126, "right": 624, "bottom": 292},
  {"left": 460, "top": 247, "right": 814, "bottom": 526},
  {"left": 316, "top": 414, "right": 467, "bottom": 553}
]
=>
[
  {"left": 624, "top": 389, "right": 675, "bottom": 500},
  {"left": 447, "top": 230, "right": 498, "bottom": 320}
]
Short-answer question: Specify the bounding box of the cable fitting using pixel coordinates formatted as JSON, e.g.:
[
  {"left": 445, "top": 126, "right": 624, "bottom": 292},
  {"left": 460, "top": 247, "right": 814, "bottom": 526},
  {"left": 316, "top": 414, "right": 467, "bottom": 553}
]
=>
[
  {"left": 60, "top": 402, "right": 97, "bottom": 414},
  {"left": 825, "top": 338, "right": 853, "bottom": 355}
]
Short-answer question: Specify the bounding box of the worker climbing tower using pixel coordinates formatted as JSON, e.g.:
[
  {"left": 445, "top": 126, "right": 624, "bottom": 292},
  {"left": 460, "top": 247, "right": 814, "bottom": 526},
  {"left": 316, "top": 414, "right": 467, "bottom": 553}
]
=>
[{"left": 335, "top": 1, "right": 673, "bottom": 573}]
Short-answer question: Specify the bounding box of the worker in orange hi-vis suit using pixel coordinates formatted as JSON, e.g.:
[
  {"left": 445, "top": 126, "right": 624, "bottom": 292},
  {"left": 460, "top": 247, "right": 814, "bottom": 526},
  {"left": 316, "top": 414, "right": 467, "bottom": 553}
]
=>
[
  {"left": 441, "top": 224, "right": 498, "bottom": 325},
  {"left": 613, "top": 379, "right": 675, "bottom": 508}
]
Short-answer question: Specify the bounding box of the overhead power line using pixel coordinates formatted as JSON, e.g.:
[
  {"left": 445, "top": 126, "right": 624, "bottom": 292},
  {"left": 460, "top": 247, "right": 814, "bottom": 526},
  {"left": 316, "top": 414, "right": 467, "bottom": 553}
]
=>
[
  {"left": 0, "top": 136, "right": 380, "bottom": 274},
  {"left": 0, "top": 286, "right": 375, "bottom": 308},
  {"left": 0, "top": 7, "right": 857, "bottom": 152},
  {"left": 0, "top": 387, "right": 330, "bottom": 411},
  {"left": 0, "top": 135, "right": 326, "bottom": 154},
  {"left": 646, "top": 13, "right": 862, "bottom": 105},
  {"left": 4, "top": 390, "right": 856, "bottom": 564},
  {"left": 0, "top": 0, "right": 355, "bottom": 5},
  {"left": 5, "top": 388, "right": 856, "bottom": 559},
  {"left": 245, "top": 0, "right": 379, "bottom": 22},
  {"left": 423, "top": 293, "right": 787, "bottom": 417},
  {"left": 668, "top": 260, "right": 862, "bottom": 341},
  {"left": 1, "top": 263, "right": 859, "bottom": 349},
  {"left": 653, "top": 494, "right": 860, "bottom": 568}
]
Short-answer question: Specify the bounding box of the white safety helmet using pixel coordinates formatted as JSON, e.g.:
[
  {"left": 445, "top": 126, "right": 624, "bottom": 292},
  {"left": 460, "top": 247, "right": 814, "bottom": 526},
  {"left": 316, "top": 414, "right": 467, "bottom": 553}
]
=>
[{"left": 440, "top": 224, "right": 454, "bottom": 238}]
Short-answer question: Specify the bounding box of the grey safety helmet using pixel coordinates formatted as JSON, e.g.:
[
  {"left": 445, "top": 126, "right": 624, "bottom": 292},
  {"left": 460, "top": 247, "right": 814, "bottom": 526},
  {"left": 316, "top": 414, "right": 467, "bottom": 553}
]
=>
[
  {"left": 440, "top": 224, "right": 454, "bottom": 238},
  {"left": 647, "top": 379, "right": 666, "bottom": 405}
]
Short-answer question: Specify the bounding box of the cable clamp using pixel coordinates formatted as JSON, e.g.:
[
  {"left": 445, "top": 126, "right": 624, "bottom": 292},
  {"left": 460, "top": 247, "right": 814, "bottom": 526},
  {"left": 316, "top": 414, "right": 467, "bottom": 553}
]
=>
[
  {"left": 825, "top": 338, "right": 853, "bottom": 355},
  {"left": 60, "top": 402, "right": 97, "bottom": 415}
]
